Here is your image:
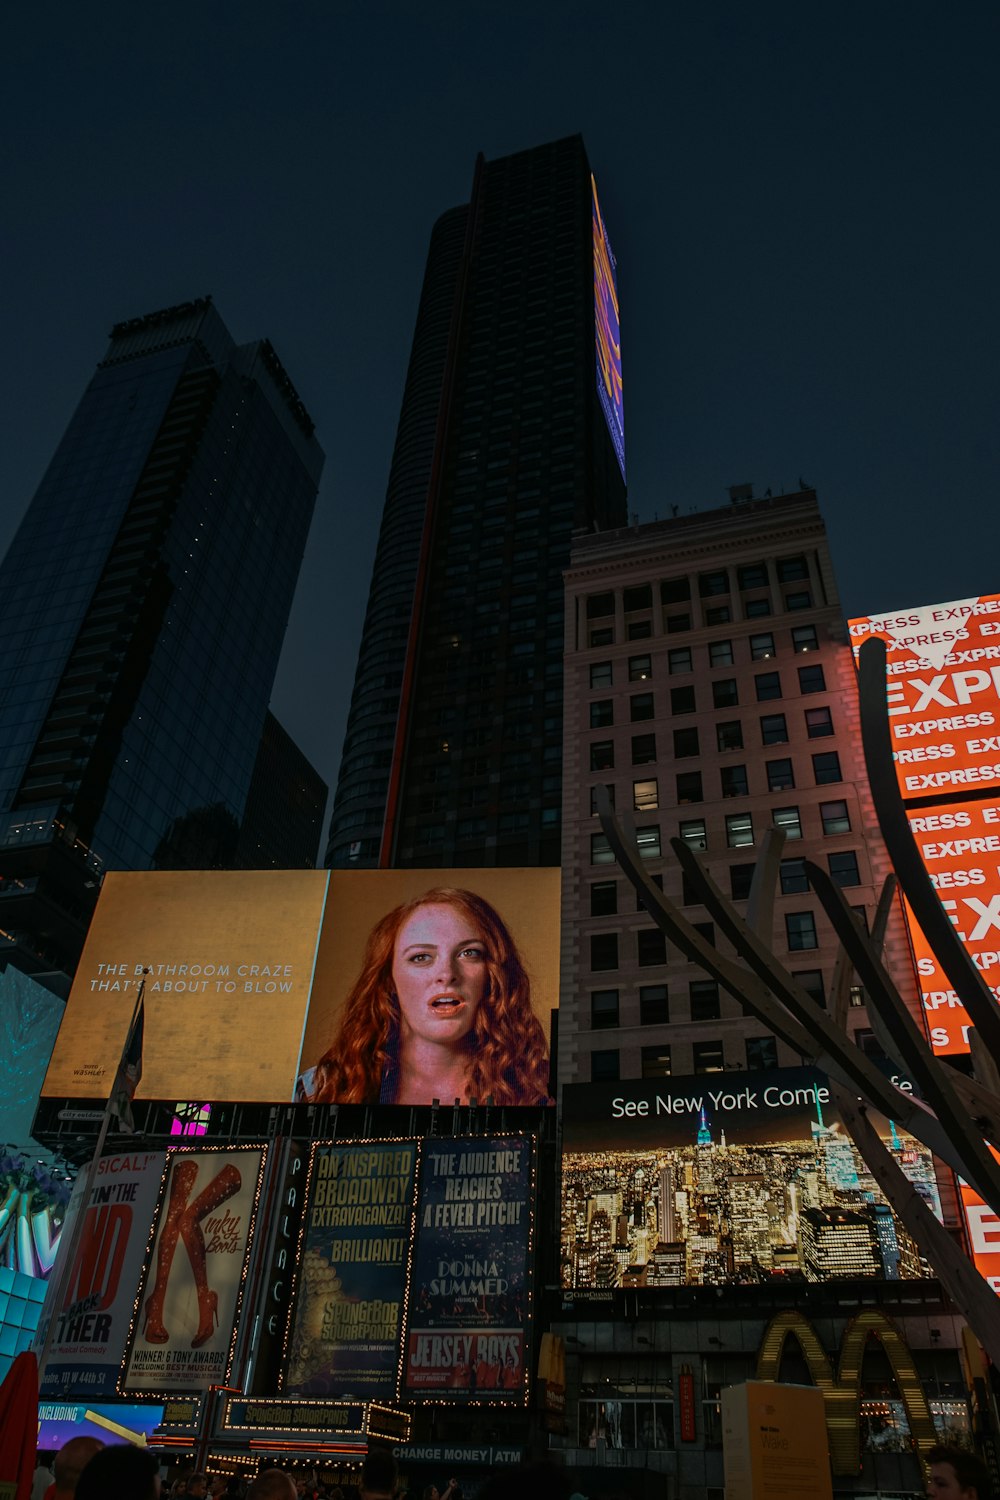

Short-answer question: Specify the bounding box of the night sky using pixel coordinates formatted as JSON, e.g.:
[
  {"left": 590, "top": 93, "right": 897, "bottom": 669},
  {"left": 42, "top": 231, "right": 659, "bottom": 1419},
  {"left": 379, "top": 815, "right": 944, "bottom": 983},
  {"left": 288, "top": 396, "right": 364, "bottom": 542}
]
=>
[{"left": 6, "top": 3, "right": 1000, "bottom": 819}]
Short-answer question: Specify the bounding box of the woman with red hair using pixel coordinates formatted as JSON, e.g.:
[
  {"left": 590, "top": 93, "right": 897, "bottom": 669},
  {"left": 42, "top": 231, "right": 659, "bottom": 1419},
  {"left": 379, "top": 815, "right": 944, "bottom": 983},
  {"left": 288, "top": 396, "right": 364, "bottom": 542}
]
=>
[{"left": 299, "top": 887, "right": 550, "bottom": 1106}]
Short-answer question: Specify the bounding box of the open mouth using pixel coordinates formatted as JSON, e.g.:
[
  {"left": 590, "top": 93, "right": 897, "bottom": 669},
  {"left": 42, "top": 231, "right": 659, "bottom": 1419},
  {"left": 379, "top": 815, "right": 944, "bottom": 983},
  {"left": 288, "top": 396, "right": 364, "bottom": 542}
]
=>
[{"left": 430, "top": 994, "right": 466, "bottom": 1012}]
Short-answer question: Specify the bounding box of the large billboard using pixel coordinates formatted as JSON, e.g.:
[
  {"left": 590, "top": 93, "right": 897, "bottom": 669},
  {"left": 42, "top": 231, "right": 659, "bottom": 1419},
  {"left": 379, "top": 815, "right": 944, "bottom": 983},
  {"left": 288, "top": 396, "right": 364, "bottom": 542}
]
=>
[
  {"left": 403, "top": 1136, "right": 534, "bottom": 1402},
  {"left": 121, "top": 1145, "right": 266, "bottom": 1392},
  {"left": 41, "top": 868, "right": 560, "bottom": 1108},
  {"left": 903, "top": 796, "right": 1000, "bottom": 1055},
  {"left": 41, "top": 1150, "right": 166, "bottom": 1398},
  {"left": 561, "top": 1069, "right": 939, "bottom": 1290},
  {"left": 592, "top": 173, "right": 625, "bottom": 481},
  {"left": 849, "top": 594, "right": 1000, "bottom": 800},
  {"left": 284, "top": 1141, "right": 417, "bottom": 1398}
]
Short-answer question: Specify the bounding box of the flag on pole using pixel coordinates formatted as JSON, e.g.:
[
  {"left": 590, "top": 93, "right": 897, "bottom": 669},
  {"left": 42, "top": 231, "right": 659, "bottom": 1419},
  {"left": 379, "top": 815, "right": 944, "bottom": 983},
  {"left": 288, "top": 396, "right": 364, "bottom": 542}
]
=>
[{"left": 110, "top": 990, "right": 145, "bottom": 1134}]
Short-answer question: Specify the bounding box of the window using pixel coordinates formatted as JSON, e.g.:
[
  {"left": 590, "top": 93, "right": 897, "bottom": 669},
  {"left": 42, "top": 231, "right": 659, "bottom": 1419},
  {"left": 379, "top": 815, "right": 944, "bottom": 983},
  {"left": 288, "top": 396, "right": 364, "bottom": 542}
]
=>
[
  {"left": 785, "top": 589, "right": 812, "bottom": 610},
  {"left": 590, "top": 699, "right": 613, "bottom": 728},
  {"left": 591, "top": 988, "right": 620, "bottom": 1029},
  {"left": 587, "top": 592, "right": 614, "bottom": 619},
  {"left": 760, "top": 713, "right": 788, "bottom": 745},
  {"left": 755, "top": 671, "right": 782, "bottom": 701},
  {"left": 590, "top": 661, "right": 612, "bottom": 688},
  {"left": 679, "top": 818, "right": 707, "bottom": 849},
  {"left": 630, "top": 693, "right": 655, "bottom": 722},
  {"left": 690, "top": 978, "right": 721, "bottom": 1021},
  {"left": 681, "top": 871, "right": 702, "bottom": 905},
  {"left": 812, "top": 750, "right": 842, "bottom": 784},
  {"left": 661, "top": 577, "right": 691, "bottom": 603},
  {"left": 630, "top": 654, "right": 653, "bottom": 681},
  {"left": 590, "top": 784, "right": 615, "bottom": 815},
  {"left": 590, "top": 932, "right": 619, "bottom": 972},
  {"left": 829, "top": 850, "right": 861, "bottom": 886},
  {"left": 699, "top": 570, "right": 729, "bottom": 597},
  {"left": 745, "top": 597, "right": 771, "bottom": 618},
  {"left": 674, "top": 726, "right": 699, "bottom": 757},
  {"left": 799, "top": 664, "right": 827, "bottom": 694},
  {"left": 640, "top": 984, "right": 669, "bottom": 1024},
  {"left": 641, "top": 1044, "right": 672, "bottom": 1079},
  {"left": 590, "top": 881, "right": 617, "bottom": 916},
  {"left": 637, "top": 929, "right": 667, "bottom": 966},
  {"left": 706, "top": 604, "right": 731, "bottom": 625},
  {"left": 667, "top": 648, "right": 691, "bottom": 674},
  {"left": 636, "top": 825, "right": 661, "bottom": 859},
  {"left": 694, "top": 1040, "right": 724, "bottom": 1074},
  {"left": 741, "top": 1035, "right": 779, "bottom": 1073},
  {"left": 726, "top": 812, "right": 754, "bottom": 847},
  {"left": 676, "top": 770, "right": 703, "bottom": 803},
  {"left": 780, "top": 858, "right": 808, "bottom": 894},
  {"left": 766, "top": 758, "right": 795, "bottom": 791},
  {"left": 721, "top": 764, "right": 749, "bottom": 798},
  {"left": 636, "top": 872, "right": 664, "bottom": 913},
  {"left": 805, "top": 706, "right": 834, "bottom": 737},
  {"left": 591, "top": 832, "right": 614, "bottom": 864},
  {"left": 632, "top": 733, "right": 657, "bottom": 764},
  {"left": 717, "top": 720, "right": 743, "bottom": 751},
  {"left": 738, "top": 562, "right": 769, "bottom": 590},
  {"left": 623, "top": 583, "right": 652, "bottom": 612},
  {"left": 590, "top": 626, "right": 614, "bottom": 647},
  {"left": 821, "top": 799, "right": 851, "bottom": 835},
  {"left": 786, "top": 911, "right": 818, "bottom": 950},
  {"left": 693, "top": 919, "right": 715, "bottom": 946},
  {"left": 777, "top": 554, "right": 809, "bottom": 582},
  {"left": 709, "top": 639, "right": 734, "bottom": 667},
  {"left": 792, "top": 624, "right": 818, "bottom": 652},
  {"left": 590, "top": 741, "right": 614, "bottom": 770},
  {"left": 772, "top": 806, "right": 802, "bottom": 840},
  {"left": 591, "top": 1049, "right": 620, "bottom": 1082},
  {"left": 671, "top": 685, "right": 696, "bottom": 714},
  {"left": 627, "top": 619, "right": 651, "bottom": 640},
  {"left": 633, "top": 778, "right": 659, "bottom": 811},
  {"left": 713, "top": 678, "right": 738, "bottom": 708},
  {"left": 666, "top": 612, "right": 691, "bottom": 633},
  {"left": 750, "top": 632, "right": 776, "bottom": 660},
  {"left": 730, "top": 863, "right": 755, "bottom": 899},
  {"left": 796, "top": 970, "right": 826, "bottom": 1007}
]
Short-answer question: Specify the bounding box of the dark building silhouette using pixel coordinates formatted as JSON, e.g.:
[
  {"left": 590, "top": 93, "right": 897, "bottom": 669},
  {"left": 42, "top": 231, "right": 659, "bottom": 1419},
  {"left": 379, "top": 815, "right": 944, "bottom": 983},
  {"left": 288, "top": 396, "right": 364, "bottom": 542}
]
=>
[
  {"left": 0, "top": 298, "right": 324, "bottom": 976},
  {"left": 235, "top": 711, "right": 327, "bottom": 869},
  {"left": 327, "top": 135, "right": 627, "bottom": 870}
]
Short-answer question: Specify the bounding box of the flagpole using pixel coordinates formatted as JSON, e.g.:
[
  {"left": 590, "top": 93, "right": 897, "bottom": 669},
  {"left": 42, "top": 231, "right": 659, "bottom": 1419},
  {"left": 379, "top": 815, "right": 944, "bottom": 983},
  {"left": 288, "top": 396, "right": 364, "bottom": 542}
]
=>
[{"left": 35, "top": 969, "right": 149, "bottom": 1389}]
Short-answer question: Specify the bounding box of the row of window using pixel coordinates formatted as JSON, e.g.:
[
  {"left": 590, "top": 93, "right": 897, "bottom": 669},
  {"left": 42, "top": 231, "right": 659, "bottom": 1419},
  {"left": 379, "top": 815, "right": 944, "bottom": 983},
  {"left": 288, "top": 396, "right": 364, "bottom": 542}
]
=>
[
  {"left": 589, "top": 627, "right": 819, "bottom": 689},
  {"left": 590, "top": 712, "right": 835, "bottom": 775},
  {"left": 588, "top": 969, "right": 843, "bottom": 1025},
  {"left": 588, "top": 851, "right": 859, "bottom": 916},
  {"left": 591, "top": 803, "right": 853, "bottom": 862},
  {"left": 588, "top": 592, "right": 811, "bottom": 646},
  {"left": 590, "top": 753, "right": 841, "bottom": 812}
]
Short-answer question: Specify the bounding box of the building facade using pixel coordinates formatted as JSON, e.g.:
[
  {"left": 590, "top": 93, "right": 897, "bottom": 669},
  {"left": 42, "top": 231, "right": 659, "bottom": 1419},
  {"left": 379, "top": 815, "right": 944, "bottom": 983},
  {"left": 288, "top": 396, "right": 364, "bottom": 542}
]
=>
[
  {"left": 326, "top": 134, "right": 627, "bottom": 871},
  {"left": 0, "top": 298, "right": 324, "bottom": 975}
]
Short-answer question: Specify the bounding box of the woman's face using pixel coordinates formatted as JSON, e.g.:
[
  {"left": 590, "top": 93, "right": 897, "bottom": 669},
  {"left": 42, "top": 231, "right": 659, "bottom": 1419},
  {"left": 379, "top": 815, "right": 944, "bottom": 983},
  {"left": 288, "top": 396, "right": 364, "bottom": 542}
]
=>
[{"left": 391, "top": 903, "right": 488, "bottom": 1048}]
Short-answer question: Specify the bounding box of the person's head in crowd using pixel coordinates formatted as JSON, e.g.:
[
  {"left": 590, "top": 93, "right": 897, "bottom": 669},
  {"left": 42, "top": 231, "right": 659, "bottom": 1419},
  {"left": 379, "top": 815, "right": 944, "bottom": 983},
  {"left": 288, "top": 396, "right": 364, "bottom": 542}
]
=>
[
  {"left": 187, "top": 1477, "right": 208, "bottom": 1500},
  {"left": 52, "top": 1438, "right": 105, "bottom": 1500},
  {"left": 360, "top": 1451, "right": 398, "bottom": 1500},
  {"left": 76, "top": 1445, "right": 161, "bottom": 1500},
  {"left": 927, "top": 1445, "right": 993, "bottom": 1500},
  {"left": 246, "top": 1473, "right": 297, "bottom": 1500}
]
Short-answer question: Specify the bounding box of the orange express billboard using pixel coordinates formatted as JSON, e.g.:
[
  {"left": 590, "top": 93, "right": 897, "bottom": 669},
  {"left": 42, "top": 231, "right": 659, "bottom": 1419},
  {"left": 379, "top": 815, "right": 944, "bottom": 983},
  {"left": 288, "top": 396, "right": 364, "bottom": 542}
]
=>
[
  {"left": 42, "top": 868, "right": 560, "bottom": 1107},
  {"left": 902, "top": 796, "right": 1000, "bottom": 1055},
  {"left": 848, "top": 593, "right": 1000, "bottom": 800}
]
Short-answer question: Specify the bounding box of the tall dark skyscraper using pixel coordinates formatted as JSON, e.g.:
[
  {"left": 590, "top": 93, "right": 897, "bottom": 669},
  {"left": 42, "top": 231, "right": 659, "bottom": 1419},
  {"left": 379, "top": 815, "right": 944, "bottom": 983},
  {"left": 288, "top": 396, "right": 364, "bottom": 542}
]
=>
[
  {"left": 327, "top": 135, "right": 627, "bottom": 870},
  {"left": 0, "top": 298, "right": 324, "bottom": 977}
]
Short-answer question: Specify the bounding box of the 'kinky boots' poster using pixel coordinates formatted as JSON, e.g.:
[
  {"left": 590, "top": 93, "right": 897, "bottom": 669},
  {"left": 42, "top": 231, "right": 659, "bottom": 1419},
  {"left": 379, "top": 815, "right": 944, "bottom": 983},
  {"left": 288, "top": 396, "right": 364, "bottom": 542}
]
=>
[
  {"left": 403, "top": 1136, "right": 533, "bottom": 1401},
  {"left": 122, "top": 1146, "right": 265, "bottom": 1391}
]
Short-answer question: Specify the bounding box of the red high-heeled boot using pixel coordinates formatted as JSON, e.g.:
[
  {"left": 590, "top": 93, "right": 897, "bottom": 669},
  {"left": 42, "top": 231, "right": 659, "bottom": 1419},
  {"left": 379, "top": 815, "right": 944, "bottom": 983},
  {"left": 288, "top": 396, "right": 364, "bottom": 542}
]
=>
[
  {"left": 179, "top": 1163, "right": 242, "bottom": 1348},
  {"left": 143, "top": 1158, "right": 199, "bottom": 1343}
]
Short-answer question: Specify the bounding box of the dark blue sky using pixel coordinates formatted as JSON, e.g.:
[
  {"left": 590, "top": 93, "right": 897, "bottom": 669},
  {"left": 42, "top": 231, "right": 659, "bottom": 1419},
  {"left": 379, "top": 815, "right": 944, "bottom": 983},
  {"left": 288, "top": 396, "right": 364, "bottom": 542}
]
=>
[{"left": 6, "top": 2, "right": 999, "bottom": 804}]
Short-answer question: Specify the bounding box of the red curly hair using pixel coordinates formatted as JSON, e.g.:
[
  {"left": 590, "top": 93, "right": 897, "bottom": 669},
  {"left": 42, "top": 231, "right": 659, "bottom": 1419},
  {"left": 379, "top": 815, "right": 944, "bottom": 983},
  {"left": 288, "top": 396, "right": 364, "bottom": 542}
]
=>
[{"left": 308, "top": 887, "right": 551, "bottom": 1105}]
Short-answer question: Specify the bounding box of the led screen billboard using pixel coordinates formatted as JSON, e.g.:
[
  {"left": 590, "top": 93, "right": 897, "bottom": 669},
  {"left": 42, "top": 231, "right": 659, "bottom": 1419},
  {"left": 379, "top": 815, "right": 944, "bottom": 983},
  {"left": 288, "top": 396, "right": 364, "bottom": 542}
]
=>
[
  {"left": 592, "top": 173, "right": 625, "bottom": 481},
  {"left": 41, "top": 868, "right": 560, "bottom": 1108},
  {"left": 561, "top": 1068, "right": 939, "bottom": 1290},
  {"left": 902, "top": 796, "right": 1000, "bottom": 1055},
  {"left": 849, "top": 594, "right": 1000, "bottom": 800}
]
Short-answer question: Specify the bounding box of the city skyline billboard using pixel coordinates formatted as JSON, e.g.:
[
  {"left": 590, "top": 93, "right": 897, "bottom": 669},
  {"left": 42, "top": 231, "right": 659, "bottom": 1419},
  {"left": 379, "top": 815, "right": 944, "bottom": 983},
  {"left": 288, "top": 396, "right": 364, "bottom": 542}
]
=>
[
  {"left": 848, "top": 593, "right": 1000, "bottom": 800},
  {"left": 561, "top": 1068, "right": 940, "bottom": 1291},
  {"left": 592, "top": 173, "right": 625, "bottom": 481},
  {"left": 40, "top": 868, "right": 560, "bottom": 1108}
]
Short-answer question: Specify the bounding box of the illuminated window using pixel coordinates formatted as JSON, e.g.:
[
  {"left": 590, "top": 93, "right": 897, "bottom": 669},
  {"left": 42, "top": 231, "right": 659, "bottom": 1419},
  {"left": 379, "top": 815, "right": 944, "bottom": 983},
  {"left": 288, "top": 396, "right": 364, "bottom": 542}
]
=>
[
  {"left": 591, "top": 832, "right": 614, "bottom": 864},
  {"left": 773, "top": 806, "right": 802, "bottom": 840},
  {"left": 633, "top": 778, "right": 659, "bottom": 811},
  {"left": 792, "top": 624, "right": 818, "bottom": 651},
  {"left": 694, "top": 1040, "right": 724, "bottom": 1074},
  {"left": 679, "top": 818, "right": 707, "bottom": 848},
  {"left": 641, "top": 1044, "right": 672, "bottom": 1079},
  {"left": 630, "top": 653, "right": 653, "bottom": 680},
  {"left": 726, "top": 812, "right": 754, "bottom": 847},
  {"left": 750, "top": 632, "right": 775, "bottom": 660},
  {"left": 636, "top": 825, "right": 662, "bottom": 859}
]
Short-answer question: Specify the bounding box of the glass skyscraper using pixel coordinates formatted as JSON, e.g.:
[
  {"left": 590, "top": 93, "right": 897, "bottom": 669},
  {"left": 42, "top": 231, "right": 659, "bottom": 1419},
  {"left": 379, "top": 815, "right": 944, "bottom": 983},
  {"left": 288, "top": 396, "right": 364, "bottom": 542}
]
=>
[
  {"left": 327, "top": 135, "right": 627, "bottom": 869},
  {"left": 0, "top": 297, "right": 324, "bottom": 975}
]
